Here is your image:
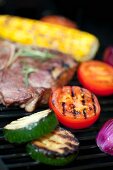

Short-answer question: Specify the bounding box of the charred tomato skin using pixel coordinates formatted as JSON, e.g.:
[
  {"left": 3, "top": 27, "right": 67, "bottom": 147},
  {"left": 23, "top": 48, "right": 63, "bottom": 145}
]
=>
[{"left": 49, "top": 86, "right": 101, "bottom": 129}]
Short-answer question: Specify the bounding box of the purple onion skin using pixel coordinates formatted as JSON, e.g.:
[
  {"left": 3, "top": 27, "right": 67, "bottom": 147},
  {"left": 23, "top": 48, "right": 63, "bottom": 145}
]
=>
[{"left": 96, "top": 119, "right": 113, "bottom": 156}]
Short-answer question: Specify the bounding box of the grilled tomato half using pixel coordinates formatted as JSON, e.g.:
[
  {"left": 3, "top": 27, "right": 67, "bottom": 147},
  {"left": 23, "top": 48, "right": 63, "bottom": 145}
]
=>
[
  {"left": 77, "top": 60, "right": 113, "bottom": 96},
  {"left": 49, "top": 86, "right": 101, "bottom": 129}
]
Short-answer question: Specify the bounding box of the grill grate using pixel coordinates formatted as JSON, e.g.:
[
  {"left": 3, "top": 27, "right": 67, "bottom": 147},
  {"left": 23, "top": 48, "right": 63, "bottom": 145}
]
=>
[{"left": 0, "top": 76, "right": 113, "bottom": 170}]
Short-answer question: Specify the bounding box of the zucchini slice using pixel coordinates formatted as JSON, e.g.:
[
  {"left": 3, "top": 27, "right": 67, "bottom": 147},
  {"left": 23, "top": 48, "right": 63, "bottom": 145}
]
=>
[
  {"left": 4, "top": 109, "right": 58, "bottom": 143},
  {"left": 27, "top": 127, "right": 79, "bottom": 166}
]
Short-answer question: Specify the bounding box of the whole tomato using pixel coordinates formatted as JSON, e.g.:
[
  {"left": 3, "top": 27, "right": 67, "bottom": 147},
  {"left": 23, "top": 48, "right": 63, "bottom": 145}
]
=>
[{"left": 40, "top": 15, "right": 78, "bottom": 28}]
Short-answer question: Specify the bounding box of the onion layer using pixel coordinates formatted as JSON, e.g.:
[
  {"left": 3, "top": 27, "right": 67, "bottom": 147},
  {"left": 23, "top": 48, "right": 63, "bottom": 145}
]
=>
[
  {"left": 96, "top": 119, "right": 113, "bottom": 155},
  {"left": 103, "top": 46, "right": 113, "bottom": 67}
]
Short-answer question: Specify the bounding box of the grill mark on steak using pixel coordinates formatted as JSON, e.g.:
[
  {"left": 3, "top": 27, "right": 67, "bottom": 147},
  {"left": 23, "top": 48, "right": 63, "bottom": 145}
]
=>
[{"left": 0, "top": 40, "right": 77, "bottom": 112}]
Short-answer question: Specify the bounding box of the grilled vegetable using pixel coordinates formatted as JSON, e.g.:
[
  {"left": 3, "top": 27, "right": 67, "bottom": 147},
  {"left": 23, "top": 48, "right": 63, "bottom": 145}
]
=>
[
  {"left": 0, "top": 15, "right": 99, "bottom": 62},
  {"left": 27, "top": 127, "right": 79, "bottom": 166},
  {"left": 96, "top": 119, "right": 113, "bottom": 155},
  {"left": 77, "top": 60, "right": 113, "bottom": 96},
  {"left": 103, "top": 46, "right": 113, "bottom": 67},
  {"left": 49, "top": 86, "right": 101, "bottom": 129},
  {"left": 4, "top": 109, "right": 58, "bottom": 143}
]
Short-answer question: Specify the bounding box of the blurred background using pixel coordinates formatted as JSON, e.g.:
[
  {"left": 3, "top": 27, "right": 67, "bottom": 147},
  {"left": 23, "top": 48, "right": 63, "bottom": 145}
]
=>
[{"left": 0, "top": 0, "right": 113, "bottom": 59}]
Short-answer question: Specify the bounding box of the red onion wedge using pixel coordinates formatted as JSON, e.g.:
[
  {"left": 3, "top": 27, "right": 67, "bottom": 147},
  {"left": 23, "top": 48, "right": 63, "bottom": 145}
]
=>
[
  {"left": 96, "top": 119, "right": 113, "bottom": 155},
  {"left": 103, "top": 46, "right": 113, "bottom": 67}
]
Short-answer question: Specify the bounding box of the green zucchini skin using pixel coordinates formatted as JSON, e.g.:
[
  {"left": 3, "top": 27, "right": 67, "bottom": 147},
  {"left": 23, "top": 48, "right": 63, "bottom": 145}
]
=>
[
  {"left": 4, "top": 110, "right": 58, "bottom": 143},
  {"left": 27, "top": 143, "right": 78, "bottom": 166}
]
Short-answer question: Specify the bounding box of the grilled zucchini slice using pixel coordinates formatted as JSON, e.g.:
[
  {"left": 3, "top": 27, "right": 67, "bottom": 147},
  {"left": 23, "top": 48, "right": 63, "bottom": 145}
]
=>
[
  {"left": 4, "top": 109, "right": 58, "bottom": 143},
  {"left": 27, "top": 127, "right": 79, "bottom": 166}
]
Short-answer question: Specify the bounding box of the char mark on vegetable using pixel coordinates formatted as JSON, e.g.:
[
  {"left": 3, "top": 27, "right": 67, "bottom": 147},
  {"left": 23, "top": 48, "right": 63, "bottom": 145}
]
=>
[
  {"left": 80, "top": 88, "right": 85, "bottom": 105},
  {"left": 62, "top": 102, "right": 66, "bottom": 115},
  {"left": 60, "top": 147, "right": 72, "bottom": 153},
  {"left": 65, "top": 142, "right": 79, "bottom": 148},
  {"left": 71, "top": 104, "right": 80, "bottom": 118},
  {"left": 91, "top": 93, "right": 96, "bottom": 115},
  {"left": 57, "top": 133, "right": 75, "bottom": 141},
  {"left": 46, "top": 138, "right": 61, "bottom": 145},
  {"left": 83, "top": 109, "right": 87, "bottom": 119},
  {"left": 80, "top": 88, "right": 87, "bottom": 118},
  {"left": 71, "top": 86, "right": 75, "bottom": 97}
]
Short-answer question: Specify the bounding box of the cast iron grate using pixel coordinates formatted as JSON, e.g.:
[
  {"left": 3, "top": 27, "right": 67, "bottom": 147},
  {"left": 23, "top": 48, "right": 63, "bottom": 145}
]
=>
[{"left": 0, "top": 76, "right": 113, "bottom": 170}]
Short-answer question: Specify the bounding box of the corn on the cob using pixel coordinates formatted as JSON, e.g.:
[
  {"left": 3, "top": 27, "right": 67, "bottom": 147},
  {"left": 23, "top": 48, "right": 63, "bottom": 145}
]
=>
[{"left": 0, "top": 15, "right": 99, "bottom": 62}]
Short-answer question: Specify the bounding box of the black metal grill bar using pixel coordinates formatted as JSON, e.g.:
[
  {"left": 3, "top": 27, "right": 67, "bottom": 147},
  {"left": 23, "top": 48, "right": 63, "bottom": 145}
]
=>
[
  {"left": 99, "top": 99, "right": 113, "bottom": 104},
  {"left": 57, "top": 162, "right": 113, "bottom": 170},
  {"left": 0, "top": 159, "right": 8, "bottom": 170},
  {"left": 0, "top": 113, "right": 27, "bottom": 118},
  {"left": 79, "top": 145, "right": 97, "bottom": 150},
  {"left": 77, "top": 153, "right": 107, "bottom": 160},
  {"left": 1, "top": 151, "right": 106, "bottom": 160},
  {"left": 78, "top": 135, "right": 96, "bottom": 141},
  {"left": 2, "top": 152, "right": 107, "bottom": 162},
  {"left": 7, "top": 161, "right": 39, "bottom": 169},
  {"left": 0, "top": 136, "right": 4, "bottom": 140},
  {"left": 2, "top": 151, "right": 113, "bottom": 169},
  {"left": 5, "top": 156, "right": 113, "bottom": 170},
  {"left": 0, "top": 153, "right": 27, "bottom": 159},
  {"left": 101, "top": 107, "right": 113, "bottom": 112}
]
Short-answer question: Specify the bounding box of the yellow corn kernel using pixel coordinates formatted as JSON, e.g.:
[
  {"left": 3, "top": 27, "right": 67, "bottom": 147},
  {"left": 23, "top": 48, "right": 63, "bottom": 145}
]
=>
[{"left": 0, "top": 15, "right": 99, "bottom": 62}]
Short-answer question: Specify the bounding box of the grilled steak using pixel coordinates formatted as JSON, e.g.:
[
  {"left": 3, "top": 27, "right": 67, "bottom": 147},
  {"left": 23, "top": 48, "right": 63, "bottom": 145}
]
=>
[{"left": 0, "top": 40, "right": 77, "bottom": 112}]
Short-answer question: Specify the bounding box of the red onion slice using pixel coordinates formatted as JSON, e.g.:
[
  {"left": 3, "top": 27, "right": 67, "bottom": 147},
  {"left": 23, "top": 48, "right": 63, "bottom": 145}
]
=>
[{"left": 96, "top": 119, "right": 113, "bottom": 155}]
